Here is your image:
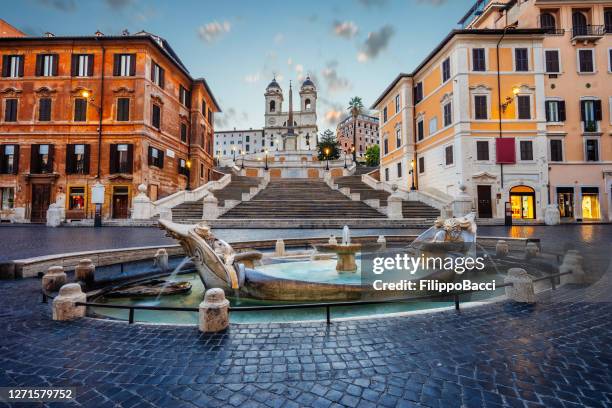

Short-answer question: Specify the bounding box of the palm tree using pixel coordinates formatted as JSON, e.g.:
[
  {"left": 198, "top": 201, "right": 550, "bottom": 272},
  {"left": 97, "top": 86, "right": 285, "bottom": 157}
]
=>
[{"left": 348, "top": 97, "right": 364, "bottom": 162}]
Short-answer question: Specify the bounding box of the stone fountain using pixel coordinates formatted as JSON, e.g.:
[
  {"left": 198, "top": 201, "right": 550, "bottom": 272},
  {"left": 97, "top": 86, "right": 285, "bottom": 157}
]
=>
[{"left": 312, "top": 226, "right": 362, "bottom": 272}]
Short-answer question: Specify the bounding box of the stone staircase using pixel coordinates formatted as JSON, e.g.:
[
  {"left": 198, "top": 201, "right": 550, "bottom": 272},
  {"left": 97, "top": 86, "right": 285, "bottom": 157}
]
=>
[
  {"left": 171, "top": 174, "right": 261, "bottom": 222},
  {"left": 220, "top": 179, "right": 386, "bottom": 219},
  {"left": 402, "top": 201, "right": 441, "bottom": 219}
]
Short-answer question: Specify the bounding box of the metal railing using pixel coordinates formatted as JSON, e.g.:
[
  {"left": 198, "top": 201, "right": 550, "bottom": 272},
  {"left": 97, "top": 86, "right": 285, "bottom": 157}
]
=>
[
  {"left": 572, "top": 25, "right": 605, "bottom": 38},
  {"left": 42, "top": 270, "right": 573, "bottom": 326}
]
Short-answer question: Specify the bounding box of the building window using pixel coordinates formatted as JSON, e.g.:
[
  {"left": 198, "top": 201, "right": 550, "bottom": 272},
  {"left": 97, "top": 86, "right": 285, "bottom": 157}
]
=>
[
  {"left": 148, "top": 146, "right": 164, "bottom": 168},
  {"left": 0, "top": 145, "right": 18, "bottom": 174},
  {"left": 0, "top": 187, "right": 14, "bottom": 210},
  {"left": 383, "top": 107, "right": 388, "bottom": 122},
  {"left": 152, "top": 104, "right": 161, "bottom": 129},
  {"left": 578, "top": 49, "right": 595, "bottom": 73},
  {"left": 38, "top": 98, "right": 52, "bottom": 122},
  {"left": 510, "top": 185, "right": 535, "bottom": 219},
  {"left": 31, "top": 144, "right": 54, "bottom": 174},
  {"left": 519, "top": 140, "right": 533, "bottom": 161},
  {"left": 384, "top": 167, "right": 389, "bottom": 181},
  {"left": 1, "top": 55, "right": 24, "bottom": 78},
  {"left": 581, "top": 100, "right": 602, "bottom": 132},
  {"left": 517, "top": 95, "right": 531, "bottom": 120},
  {"left": 395, "top": 94, "right": 400, "bottom": 114},
  {"left": 116, "top": 98, "right": 130, "bottom": 121},
  {"left": 572, "top": 12, "right": 588, "bottom": 36},
  {"left": 178, "top": 158, "right": 188, "bottom": 176},
  {"left": 383, "top": 138, "right": 389, "bottom": 155},
  {"left": 113, "top": 54, "right": 136, "bottom": 76},
  {"left": 545, "top": 100, "right": 565, "bottom": 122},
  {"left": 418, "top": 157, "right": 425, "bottom": 174},
  {"left": 414, "top": 82, "right": 423, "bottom": 104},
  {"left": 35, "top": 54, "right": 58, "bottom": 77},
  {"left": 606, "top": 10, "right": 612, "bottom": 33},
  {"left": 179, "top": 86, "right": 191, "bottom": 107},
  {"left": 540, "top": 13, "right": 557, "bottom": 31},
  {"left": 396, "top": 162, "right": 402, "bottom": 178},
  {"left": 472, "top": 48, "right": 486, "bottom": 71},
  {"left": 417, "top": 119, "right": 424, "bottom": 141},
  {"left": 442, "top": 58, "right": 451, "bottom": 82},
  {"left": 269, "top": 100, "right": 275, "bottom": 112},
  {"left": 443, "top": 102, "right": 452, "bottom": 127},
  {"left": 474, "top": 95, "right": 488, "bottom": 120},
  {"left": 550, "top": 139, "right": 563, "bottom": 162},
  {"left": 68, "top": 187, "right": 86, "bottom": 211},
  {"left": 545, "top": 50, "right": 560, "bottom": 73},
  {"left": 110, "top": 144, "right": 133, "bottom": 174},
  {"left": 515, "top": 48, "right": 529, "bottom": 71},
  {"left": 429, "top": 117, "right": 438, "bottom": 135},
  {"left": 74, "top": 98, "right": 87, "bottom": 122},
  {"left": 208, "top": 109, "right": 213, "bottom": 125},
  {"left": 66, "top": 144, "right": 89, "bottom": 174},
  {"left": 180, "top": 123, "right": 188, "bottom": 143},
  {"left": 4, "top": 98, "right": 18, "bottom": 122},
  {"left": 445, "top": 145, "right": 453, "bottom": 165},
  {"left": 476, "top": 141, "right": 489, "bottom": 161},
  {"left": 395, "top": 128, "right": 401, "bottom": 148},
  {"left": 585, "top": 139, "right": 599, "bottom": 161},
  {"left": 151, "top": 61, "right": 165, "bottom": 88},
  {"left": 71, "top": 54, "right": 93, "bottom": 77}
]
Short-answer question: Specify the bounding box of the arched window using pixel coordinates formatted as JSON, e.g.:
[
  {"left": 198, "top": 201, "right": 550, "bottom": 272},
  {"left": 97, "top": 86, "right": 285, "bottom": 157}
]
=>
[
  {"left": 269, "top": 100, "right": 275, "bottom": 112},
  {"left": 605, "top": 10, "right": 612, "bottom": 33},
  {"left": 572, "top": 12, "right": 587, "bottom": 36},
  {"left": 305, "top": 98, "right": 311, "bottom": 110},
  {"left": 539, "top": 13, "right": 556, "bottom": 31}
]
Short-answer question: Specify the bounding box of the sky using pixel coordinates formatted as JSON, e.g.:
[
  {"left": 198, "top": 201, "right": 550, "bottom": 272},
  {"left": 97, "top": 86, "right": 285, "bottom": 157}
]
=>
[{"left": 6, "top": 0, "right": 475, "bottom": 131}]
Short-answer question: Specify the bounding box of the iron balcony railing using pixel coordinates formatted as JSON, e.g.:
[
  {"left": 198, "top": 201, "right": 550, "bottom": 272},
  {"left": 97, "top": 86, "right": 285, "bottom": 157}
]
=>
[
  {"left": 572, "top": 25, "right": 605, "bottom": 38},
  {"left": 583, "top": 121, "right": 599, "bottom": 133},
  {"left": 540, "top": 26, "right": 565, "bottom": 36}
]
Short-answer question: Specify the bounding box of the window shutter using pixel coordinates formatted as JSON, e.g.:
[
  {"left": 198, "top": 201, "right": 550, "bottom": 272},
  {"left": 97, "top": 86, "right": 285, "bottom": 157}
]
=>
[
  {"left": 12, "top": 145, "right": 19, "bottom": 174},
  {"left": 52, "top": 54, "right": 58, "bottom": 76},
  {"left": 71, "top": 55, "right": 78, "bottom": 76},
  {"left": 65, "top": 144, "right": 73, "bottom": 173},
  {"left": 113, "top": 54, "right": 120, "bottom": 76},
  {"left": 30, "top": 145, "right": 39, "bottom": 173},
  {"left": 158, "top": 150, "right": 164, "bottom": 168},
  {"left": 83, "top": 144, "right": 90, "bottom": 174},
  {"left": 558, "top": 101, "right": 566, "bottom": 121},
  {"left": 580, "top": 101, "right": 586, "bottom": 122},
  {"left": 87, "top": 54, "right": 94, "bottom": 76},
  {"left": 159, "top": 68, "right": 165, "bottom": 88},
  {"left": 594, "top": 100, "right": 602, "bottom": 121},
  {"left": 126, "top": 144, "right": 134, "bottom": 173},
  {"left": 18, "top": 56, "right": 24, "bottom": 77},
  {"left": 147, "top": 146, "right": 153, "bottom": 166},
  {"left": 129, "top": 54, "right": 136, "bottom": 76},
  {"left": 35, "top": 54, "right": 43, "bottom": 76},
  {"left": 545, "top": 102, "right": 550, "bottom": 122},
  {"left": 109, "top": 144, "right": 118, "bottom": 173},
  {"left": 48, "top": 145, "right": 54, "bottom": 172},
  {"left": 1, "top": 55, "right": 8, "bottom": 77}
]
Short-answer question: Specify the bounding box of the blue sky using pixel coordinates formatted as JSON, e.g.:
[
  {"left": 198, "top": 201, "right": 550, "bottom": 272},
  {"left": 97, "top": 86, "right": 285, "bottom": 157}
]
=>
[{"left": 7, "top": 0, "right": 474, "bottom": 130}]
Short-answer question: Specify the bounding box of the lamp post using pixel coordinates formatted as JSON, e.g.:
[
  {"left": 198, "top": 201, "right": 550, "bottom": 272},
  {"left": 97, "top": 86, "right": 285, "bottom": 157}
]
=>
[
  {"left": 344, "top": 148, "right": 348, "bottom": 169},
  {"left": 232, "top": 145, "right": 236, "bottom": 162},
  {"left": 80, "top": 90, "right": 102, "bottom": 179},
  {"left": 324, "top": 147, "right": 330, "bottom": 171},
  {"left": 240, "top": 150, "right": 245, "bottom": 170},
  {"left": 264, "top": 149, "right": 269, "bottom": 171},
  {"left": 185, "top": 159, "right": 192, "bottom": 191},
  {"left": 409, "top": 159, "right": 416, "bottom": 191}
]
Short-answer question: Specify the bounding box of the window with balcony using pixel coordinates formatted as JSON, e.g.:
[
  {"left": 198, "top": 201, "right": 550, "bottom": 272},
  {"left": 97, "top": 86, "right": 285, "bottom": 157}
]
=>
[
  {"left": 519, "top": 140, "right": 533, "bottom": 161},
  {"left": 578, "top": 49, "right": 595, "bottom": 73},
  {"left": 116, "top": 98, "right": 130, "bottom": 121},
  {"left": 476, "top": 141, "right": 489, "bottom": 161},
  {"left": 35, "top": 54, "right": 58, "bottom": 77},
  {"left": 550, "top": 139, "right": 563, "bottom": 162},
  {"left": 71, "top": 54, "right": 93, "bottom": 77},
  {"left": 38, "top": 98, "right": 51, "bottom": 122},
  {"left": 110, "top": 144, "right": 133, "bottom": 174},
  {"left": 472, "top": 48, "right": 486, "bottom": 71},
  {"left": 152, "top": 104, "right": 161, "bottom": 129},
  {"left": 151, "top": 61, "right": 165, "bottom": 88},
  {"left": 545, "top": 100, "right": 566, "bottom": 122},
  {"left": 572, "top": 11, "right": 588, "bottom": 36},
  {"left": 4, "top": 98, "right": 17, "bottom": 122},
  {"left": 0, "top": 145, "right": 18, "bottom": 174},
  {"left": 585, "top": 139, "right": 599, "bottom": 161},
  {"left": 66, "top": 144, "right": 89, "bottom": 174},
  {"left": 148, "top": 146, "right": 164, "bottom": 168},
  {"left": 515, "top": 48, "right": 529, "bottom": 71},
  {"left": 545, "top": 50, "right": 560, "bottom": 73},
  {"left": 442, "top": 58, "right": 451, "bottom": 82},
  {"left": 517, "top": 95, "right": 531, "bottom": 120},
  {"left": 30, "top": 144, "right": 54, "bottom": 174},
  {"left": 540, "top": 13, "right": 557, "bottom": 32},
  {"left": 474, "top": 95, "right": 488, "bottom": 120},
  {"left": 113, "top": 54, "right": 136, "bottom": 76},
  {"left": 74, "top": 98, "right": 87, "bottom": 122},
  {"left": 581, "top": 99, "right": 602, "bottom": 132},
  {"left": 605, "top": 10, "right": 612, "bottom": 33},
  {"left": 1, "top": 55, "right": 23, "bottom": 78}
]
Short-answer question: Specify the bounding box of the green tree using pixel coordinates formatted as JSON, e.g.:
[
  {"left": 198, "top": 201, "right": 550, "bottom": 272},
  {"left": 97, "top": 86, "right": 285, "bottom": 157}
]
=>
[
  {"left": 316, "top": 129, "right": 340, "bottom": 161},
  {"left": 347, "top": 96, "right": 364, "bottom": 161},
  {"left": 364, "top": 144, "right": 380, "bottom": 166}
]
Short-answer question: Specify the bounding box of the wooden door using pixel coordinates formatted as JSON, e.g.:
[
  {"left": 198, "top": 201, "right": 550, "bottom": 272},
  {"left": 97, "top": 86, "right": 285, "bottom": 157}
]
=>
[
  {"left": 31, "top": 184, "right": 51, "bottom": 223},
  {"left": 477, "top": 185, "right": 493, "bottom": 218},
  {"left": 112, "top": 187, "right": 129, "bottom": 219}
]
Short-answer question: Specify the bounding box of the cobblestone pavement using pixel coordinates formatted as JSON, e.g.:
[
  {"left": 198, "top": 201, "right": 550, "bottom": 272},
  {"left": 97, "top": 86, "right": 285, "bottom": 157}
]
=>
[{"left": 0, "top": 225, "right": 611, "bottom": 407}]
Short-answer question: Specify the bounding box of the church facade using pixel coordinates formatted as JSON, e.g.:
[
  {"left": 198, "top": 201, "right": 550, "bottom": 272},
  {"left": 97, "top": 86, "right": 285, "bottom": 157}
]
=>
[{"left": 263, "top": 77, "right": 318, "bottom": 151}]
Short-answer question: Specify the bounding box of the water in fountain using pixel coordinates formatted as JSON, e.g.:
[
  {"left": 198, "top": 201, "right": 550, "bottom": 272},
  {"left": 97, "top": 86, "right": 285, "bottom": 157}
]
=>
[
  {"left": 154, "top": 256, "right": 192, "bottom": 301},
  {"left": 342, "top": 225, "right": 350, "bottom": 245}
]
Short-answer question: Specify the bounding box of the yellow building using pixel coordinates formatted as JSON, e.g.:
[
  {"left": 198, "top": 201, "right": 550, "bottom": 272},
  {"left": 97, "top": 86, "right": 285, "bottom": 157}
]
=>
[{"left": 374, "top": 0, "right": 612, "bottom": 222}]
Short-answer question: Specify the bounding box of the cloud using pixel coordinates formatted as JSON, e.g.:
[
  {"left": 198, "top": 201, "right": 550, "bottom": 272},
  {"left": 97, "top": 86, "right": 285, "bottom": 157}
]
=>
[
  {"left": 321, "top": 61, "right": 351, "bottom": 93},
  {"left": 105, "top": 0, "right": 133, "bottom": 9},
  {"left": 357, "top": 25, "right": 395, "bottom": 62},
  {"left": 357, "top": 0, "right": 388, "bottom": 7},
  {"left": 36, "top": 0, "right": 76, "bottom": 12},
  {"left": 274, "top": 33, "right": 284, "bottom": 44},
  {"left": 215, "top": 107, "right": 249, "bottom": 129},
  {"left": 244, "top": 72, "right": 261, "bottom": 84},
  {"left": 197, "top": 21, "right": 231, "bottom": 43},
  {"left": 332, "top": 21, "right": 358, "bottom": 39},
  {"left": 415, "top": 0, "right": 447, "bottom": 5},
  {"left": 325, "top": 108, "right": 344, "bottom": 125}
]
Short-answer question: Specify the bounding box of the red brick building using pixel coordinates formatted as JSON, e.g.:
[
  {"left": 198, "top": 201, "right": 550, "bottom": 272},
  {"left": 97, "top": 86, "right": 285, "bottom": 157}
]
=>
[
  {"left": 0, "top": 21, "right": 220, "bottom": 222},
  {"left": 336, "top": 113, "right": 379, "bottom": 159}
]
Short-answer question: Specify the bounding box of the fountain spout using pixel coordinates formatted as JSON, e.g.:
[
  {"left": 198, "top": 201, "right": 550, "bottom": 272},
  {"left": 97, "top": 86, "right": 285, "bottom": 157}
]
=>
[{"left": 342, "top": 226, "right": 351, "bottom": 245}]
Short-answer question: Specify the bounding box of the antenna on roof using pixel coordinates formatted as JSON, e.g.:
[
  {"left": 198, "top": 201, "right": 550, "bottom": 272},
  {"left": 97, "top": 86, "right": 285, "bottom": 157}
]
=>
[{"left": 122, "top": 29, "right": 130, "bottom": 36}]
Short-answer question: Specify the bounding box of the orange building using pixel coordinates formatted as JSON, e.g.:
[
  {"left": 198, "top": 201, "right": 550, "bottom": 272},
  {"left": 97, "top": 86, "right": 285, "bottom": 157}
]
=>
[
  {"left": 336, "top": 113, "right": 379, "bottom": 159},
  {"left": 0, "top": 21, "right": 220, "bottom": 222}
]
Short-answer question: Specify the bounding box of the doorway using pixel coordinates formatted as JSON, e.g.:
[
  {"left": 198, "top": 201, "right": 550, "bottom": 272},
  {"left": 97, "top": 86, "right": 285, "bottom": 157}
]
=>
[
  {"left": 477, "top": 185, "right": 493, "bottom": 218},
  {"left": 556, "top": 187, "right": 574, "bottom": 218},
  {"left": 112, "top": 186, "right": 129, "bottom": 219},
  {"left": 31, "top": 184, "right": 51, "bottom": 223},
  {"left": 510, "top": 185, "right": 536, "bottom": 219}
]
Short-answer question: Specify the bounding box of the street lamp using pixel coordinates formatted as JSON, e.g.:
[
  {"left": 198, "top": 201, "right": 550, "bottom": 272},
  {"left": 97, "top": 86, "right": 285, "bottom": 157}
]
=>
[
  {"left": 264, "top": 149, "right": 269, "bottom": 171},
  {"left": 80, "top": 90, "right": 103, "bottom": 179},
  {"left": 344, "top": 148, "right": 348, "bottom": 169},
  {"left": 185, "top": 159, "right": 192, "bottom": 191},
  {"left": 232, "top": 145, "right": 236, "bottom": 162},
  {"left": 324, "top": 147, "right": 331, "bottom": 171},
  {"left": 409, "top": 159, "right": 416, "bottom": 191},
  {"left": 240, "top": 150, "right": 245, "bottom": 170}
]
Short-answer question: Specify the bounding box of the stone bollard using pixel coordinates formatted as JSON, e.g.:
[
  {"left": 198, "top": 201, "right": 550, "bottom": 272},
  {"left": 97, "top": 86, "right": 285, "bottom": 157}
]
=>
[
  {"left": 275, "top": 239, "right": 285, "bottom": 257},
  {"left": 52, "top": 283, "right": 87, "bottom": 321},
  {"left": 377, "top": 235, "right": 386, "bottom": 250},
  {"left": 42, "top": 266, "right": 67, "bottom": 293},
  {"left": 525, "top": 242, "right": 539, "bottom": 259},
  {"left": 75, "top": 259, "right": 95, "bottom": 286},
  {"left": 496, "top": 240, "right": 509, "bottom": 258},
  {"left": 559, "top": 249, "right": 585, "bottom": 285},
  {"left": 328, "top": 235, "right": 338, "bottom": 245},
  {"left": 199, "top": 288, "right": 230, "bottom": 333},
  {"left": 504, "top": 268, "right": 536, "bottom": 303}
]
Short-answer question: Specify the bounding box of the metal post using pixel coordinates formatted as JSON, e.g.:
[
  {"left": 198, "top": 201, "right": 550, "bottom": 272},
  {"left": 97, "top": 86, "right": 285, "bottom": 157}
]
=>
[
  {"left": 551, "top": 276, "right": 556, "bottom": 291},
  {"left": 326, "top": 306, "right": 331, "bottom": 325},
  {"left": 454, "top": 294, "right": 460, "bottom": 311},
  {"left": 128, "top": 308, "right": 134, "bottom": 324}
]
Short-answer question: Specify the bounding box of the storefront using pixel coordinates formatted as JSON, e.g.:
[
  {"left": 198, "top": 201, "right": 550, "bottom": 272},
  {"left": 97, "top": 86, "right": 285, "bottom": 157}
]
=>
[
  {"left": 510, "top": 185, "right": 535, "bottom": 220},
  {"left": 580, "top": 187, "right": 600, "bottom": 220},
  {"left": 556, "top": 187, "right": 574, "bottom": 219}
]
